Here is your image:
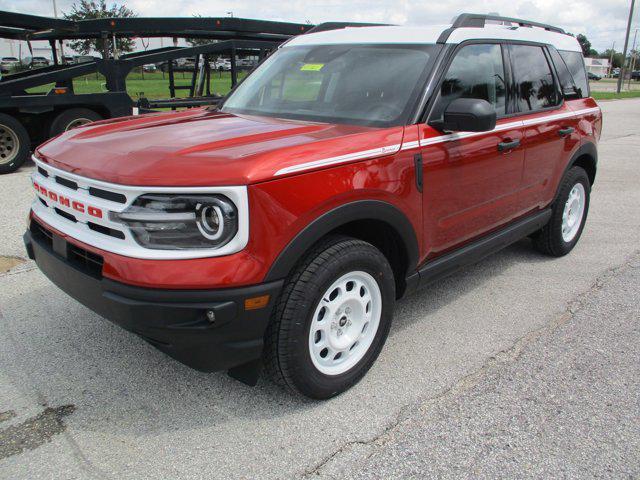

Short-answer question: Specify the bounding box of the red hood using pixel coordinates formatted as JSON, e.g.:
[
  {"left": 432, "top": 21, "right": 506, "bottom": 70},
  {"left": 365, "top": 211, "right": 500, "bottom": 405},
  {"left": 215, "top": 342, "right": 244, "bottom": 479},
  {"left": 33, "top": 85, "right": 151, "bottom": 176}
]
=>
[{"left": 36, "top": 108, "right": 404, "bottom": 186}]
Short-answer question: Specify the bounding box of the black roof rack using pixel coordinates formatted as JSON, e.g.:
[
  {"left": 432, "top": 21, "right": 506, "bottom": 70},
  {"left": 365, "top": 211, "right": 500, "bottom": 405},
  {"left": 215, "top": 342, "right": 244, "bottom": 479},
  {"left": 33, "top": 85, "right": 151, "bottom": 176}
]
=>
[
  {"left": 305, "top": 22, "right": 389, "bottom": 34},
  {"left": 451, "top": 13, "right": 565, "bottom": 34}
]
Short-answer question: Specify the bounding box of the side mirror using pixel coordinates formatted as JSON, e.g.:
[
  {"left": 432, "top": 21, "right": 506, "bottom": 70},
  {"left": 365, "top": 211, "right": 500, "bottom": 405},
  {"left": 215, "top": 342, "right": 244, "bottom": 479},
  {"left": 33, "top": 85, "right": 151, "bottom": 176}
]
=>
[{"left": 441, "top": 98, "right": 496, "bottom": 132}]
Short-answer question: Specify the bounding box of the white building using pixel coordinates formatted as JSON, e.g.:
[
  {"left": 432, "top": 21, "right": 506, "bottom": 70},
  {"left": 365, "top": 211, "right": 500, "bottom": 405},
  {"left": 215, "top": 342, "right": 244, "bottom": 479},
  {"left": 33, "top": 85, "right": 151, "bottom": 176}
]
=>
[{"left": 584, "top": 57, "right": 610, "bottom": 77}]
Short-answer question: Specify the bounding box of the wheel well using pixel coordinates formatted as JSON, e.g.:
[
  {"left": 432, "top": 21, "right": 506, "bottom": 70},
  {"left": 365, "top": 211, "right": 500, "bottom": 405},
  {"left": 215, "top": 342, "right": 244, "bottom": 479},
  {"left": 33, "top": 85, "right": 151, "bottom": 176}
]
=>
[
  {"left": 572, "top": 154, "right": 597, "bottom": 186},
  {"left": 332, "top": 219, "right": 410, "bottom": 298}
]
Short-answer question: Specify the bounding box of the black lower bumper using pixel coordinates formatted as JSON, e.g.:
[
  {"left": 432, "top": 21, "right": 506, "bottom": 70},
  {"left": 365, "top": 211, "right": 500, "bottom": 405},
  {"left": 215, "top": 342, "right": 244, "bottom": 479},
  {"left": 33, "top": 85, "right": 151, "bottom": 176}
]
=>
[{"left": 24, "top": 226, "right": 283, "bottom": 374}]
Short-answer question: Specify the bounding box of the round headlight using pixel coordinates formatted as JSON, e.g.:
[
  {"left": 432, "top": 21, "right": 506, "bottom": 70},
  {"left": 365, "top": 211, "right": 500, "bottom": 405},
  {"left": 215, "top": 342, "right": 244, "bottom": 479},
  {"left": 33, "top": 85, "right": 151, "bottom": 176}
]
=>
[{"left": 197, "top": 204, "right": 223, "bottom": 240}]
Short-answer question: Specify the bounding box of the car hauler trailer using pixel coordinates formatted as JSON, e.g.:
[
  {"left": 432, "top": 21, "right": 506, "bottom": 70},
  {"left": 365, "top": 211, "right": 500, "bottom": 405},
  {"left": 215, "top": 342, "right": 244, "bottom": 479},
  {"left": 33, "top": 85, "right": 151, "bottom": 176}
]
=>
[{"left": 0, "top": 11, "right": 315, "bottom": 173}]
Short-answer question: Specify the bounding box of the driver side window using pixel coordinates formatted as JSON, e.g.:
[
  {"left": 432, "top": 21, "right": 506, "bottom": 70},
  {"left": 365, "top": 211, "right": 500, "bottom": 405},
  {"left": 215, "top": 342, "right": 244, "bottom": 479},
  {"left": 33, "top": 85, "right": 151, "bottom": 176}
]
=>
[{"left": 432, "top": 43, "right": 506, "bottom": 121}]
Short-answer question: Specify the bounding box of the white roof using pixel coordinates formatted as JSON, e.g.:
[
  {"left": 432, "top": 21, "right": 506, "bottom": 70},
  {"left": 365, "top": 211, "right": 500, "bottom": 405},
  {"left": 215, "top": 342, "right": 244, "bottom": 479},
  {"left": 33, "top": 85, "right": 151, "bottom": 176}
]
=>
[{"left": 286, "top": 24, "right": 582, "bottom": 53}]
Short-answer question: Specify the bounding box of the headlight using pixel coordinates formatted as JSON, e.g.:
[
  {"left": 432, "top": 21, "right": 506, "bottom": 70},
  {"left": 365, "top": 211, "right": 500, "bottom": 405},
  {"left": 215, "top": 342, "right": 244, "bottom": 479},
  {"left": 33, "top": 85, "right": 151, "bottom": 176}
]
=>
[{"left": 112, "top": 194, "right": 238, "bottom": 250}]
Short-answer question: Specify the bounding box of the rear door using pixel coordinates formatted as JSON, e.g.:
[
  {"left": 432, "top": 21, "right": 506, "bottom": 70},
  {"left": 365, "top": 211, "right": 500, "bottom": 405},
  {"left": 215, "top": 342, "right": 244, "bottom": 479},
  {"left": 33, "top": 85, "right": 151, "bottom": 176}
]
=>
[
  {"left": 419, "top": 42, "right": 525, "bottom": 258},
  {"left": 509, "top": 44, "right": 581, "bottom": 211}
]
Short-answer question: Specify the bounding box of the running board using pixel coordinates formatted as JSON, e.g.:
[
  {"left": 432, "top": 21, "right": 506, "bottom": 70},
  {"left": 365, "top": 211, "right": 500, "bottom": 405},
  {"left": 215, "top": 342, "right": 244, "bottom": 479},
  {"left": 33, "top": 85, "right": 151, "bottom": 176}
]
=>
[{"left": 417, "top": 209, "right": 552, "bottom": 287}]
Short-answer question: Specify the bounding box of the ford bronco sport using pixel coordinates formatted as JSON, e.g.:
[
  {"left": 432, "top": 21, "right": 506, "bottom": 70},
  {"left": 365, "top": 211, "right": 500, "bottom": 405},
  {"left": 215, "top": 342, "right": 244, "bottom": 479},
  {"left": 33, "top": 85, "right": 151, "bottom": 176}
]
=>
[{"left": 24, "top": 14, "right": 601, "bottom": 399}]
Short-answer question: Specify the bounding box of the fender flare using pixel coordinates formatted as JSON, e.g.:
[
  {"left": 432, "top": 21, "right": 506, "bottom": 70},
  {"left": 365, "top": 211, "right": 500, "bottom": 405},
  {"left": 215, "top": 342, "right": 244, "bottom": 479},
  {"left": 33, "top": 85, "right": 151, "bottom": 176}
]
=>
[
  {"left": 553, "top": 141, "right": 598, "bottom": 203},
  {"left": 264, "top": 200, "right": 420, "bottom": 282}
]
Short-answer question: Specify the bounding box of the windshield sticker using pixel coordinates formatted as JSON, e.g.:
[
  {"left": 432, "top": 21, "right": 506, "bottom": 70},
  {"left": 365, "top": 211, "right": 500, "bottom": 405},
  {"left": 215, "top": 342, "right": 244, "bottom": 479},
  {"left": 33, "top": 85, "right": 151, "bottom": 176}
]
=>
[{"left": 300, "top": 63, "right": 324, "bottom": 71}]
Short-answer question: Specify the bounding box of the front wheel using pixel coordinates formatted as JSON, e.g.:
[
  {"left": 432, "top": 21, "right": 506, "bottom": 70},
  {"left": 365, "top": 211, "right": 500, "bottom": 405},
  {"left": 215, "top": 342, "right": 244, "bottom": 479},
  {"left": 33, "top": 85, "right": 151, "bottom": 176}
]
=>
[
  {"left": 264, "top": 236, "right": 395, "bottom": 399},
  {"left": 533, "top": 166, "right": 591, "bottom": 256}
]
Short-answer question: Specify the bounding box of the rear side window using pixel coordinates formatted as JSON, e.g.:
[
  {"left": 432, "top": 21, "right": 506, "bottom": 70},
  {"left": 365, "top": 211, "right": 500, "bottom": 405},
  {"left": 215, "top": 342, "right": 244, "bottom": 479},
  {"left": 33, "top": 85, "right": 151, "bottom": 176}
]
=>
[
  {"left": 558, "top": 50, "right": 589, "bottom": 99},
  {"left": 432, "top": 43, "right": 507, "bottom": 120},
  {"left": 548, "top": 48, "right": 582, "bottom": 98},
  {"left": 510, "top": 45, "right": 560, "bottom": 112}
]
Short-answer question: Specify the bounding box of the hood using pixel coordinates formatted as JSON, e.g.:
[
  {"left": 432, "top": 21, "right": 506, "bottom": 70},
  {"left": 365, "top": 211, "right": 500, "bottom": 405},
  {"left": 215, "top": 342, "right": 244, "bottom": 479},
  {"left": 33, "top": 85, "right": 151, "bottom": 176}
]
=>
[{"left": 36, "top": 108, "right": 404, "bottom": 186}]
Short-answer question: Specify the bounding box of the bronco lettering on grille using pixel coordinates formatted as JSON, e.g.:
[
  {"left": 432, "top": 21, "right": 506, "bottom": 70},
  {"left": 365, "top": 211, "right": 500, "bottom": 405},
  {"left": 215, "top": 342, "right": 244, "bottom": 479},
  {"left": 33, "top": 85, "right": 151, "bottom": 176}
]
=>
[{"left": 33, "top": 181, "right": 103, "bottom": 219}]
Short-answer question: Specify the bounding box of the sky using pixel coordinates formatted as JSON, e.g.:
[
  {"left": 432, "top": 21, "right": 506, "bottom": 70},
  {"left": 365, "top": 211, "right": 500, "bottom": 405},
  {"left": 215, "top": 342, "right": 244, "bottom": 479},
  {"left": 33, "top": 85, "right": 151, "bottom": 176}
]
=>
[{"left": 1, "top": 0, "right": 638, "bottom": 57}]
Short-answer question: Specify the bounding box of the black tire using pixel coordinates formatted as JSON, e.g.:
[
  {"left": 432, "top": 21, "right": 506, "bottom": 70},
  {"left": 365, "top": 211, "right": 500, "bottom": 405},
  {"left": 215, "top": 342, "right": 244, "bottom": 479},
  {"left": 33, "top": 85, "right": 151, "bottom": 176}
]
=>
[
  {"left": 49, "top": 108, "right": 102, "bottom": 137},
  {"left": 264, "top": 236, "right": 395, "bottom": 399},
  {"left": 0, "top": 113, "right": 30, "bottom": 174},
  {"left": 533, "top": 166, "right": 591, "bottom": 257}
]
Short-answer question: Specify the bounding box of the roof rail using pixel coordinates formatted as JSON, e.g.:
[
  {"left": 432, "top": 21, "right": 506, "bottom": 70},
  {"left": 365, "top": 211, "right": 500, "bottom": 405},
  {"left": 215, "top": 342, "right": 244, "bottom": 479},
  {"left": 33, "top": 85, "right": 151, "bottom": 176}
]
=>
[
  {"left": 451, "top": 13, "right": 565, "bottom": 34},
  {"left": 305, "top": 22, "right": 389, "bottom": 34}
]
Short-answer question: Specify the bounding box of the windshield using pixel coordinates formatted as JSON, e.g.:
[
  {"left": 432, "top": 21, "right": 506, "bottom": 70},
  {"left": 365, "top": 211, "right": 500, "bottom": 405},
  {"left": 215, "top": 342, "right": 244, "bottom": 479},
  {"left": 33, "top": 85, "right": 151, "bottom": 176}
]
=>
[{"left": 221, "top": 44, "right": 438, "bottom": 127}]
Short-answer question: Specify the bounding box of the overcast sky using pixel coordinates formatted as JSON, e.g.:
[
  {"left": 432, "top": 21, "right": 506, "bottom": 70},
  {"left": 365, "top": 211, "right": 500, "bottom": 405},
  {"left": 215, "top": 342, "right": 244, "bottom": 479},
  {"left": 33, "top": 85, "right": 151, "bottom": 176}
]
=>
[{"left": 1, "top": 0, "right": 638, "bottom": 53}]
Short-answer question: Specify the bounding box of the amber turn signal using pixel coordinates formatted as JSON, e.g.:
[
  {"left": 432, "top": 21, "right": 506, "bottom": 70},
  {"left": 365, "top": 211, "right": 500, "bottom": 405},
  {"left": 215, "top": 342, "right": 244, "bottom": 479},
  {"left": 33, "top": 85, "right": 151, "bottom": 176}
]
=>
[{"left": 244, "top": 295, "right": 270, "bottom": 310}]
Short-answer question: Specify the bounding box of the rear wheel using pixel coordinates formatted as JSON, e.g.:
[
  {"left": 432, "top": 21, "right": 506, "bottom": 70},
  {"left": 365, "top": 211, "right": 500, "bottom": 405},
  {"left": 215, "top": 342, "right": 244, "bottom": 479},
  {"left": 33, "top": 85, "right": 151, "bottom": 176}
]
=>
[
  {"left": 264, "top": 236, "right": 395, "bottom": 399},
  {"left": 533, "top": 166, "right": 590, "bottom": 256},
  {"left": 0, "top": 113, "right": 30, "bottom": 174},
  {"left": 49, "top": 108, "right": 102, "bottom": 137}
]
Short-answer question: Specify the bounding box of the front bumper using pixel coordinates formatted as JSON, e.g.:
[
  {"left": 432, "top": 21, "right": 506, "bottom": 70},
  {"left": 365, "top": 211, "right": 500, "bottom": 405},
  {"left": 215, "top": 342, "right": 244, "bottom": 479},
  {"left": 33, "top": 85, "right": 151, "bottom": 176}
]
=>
[{"left": 24, "top": 220, "right": 283, "bottom": 373}]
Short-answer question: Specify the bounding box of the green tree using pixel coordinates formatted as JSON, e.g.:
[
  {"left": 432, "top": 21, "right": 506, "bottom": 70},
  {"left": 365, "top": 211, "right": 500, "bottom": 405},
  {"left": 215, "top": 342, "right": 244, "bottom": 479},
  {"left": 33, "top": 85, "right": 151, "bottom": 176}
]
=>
[
  {"left": 576, "top": 34, "right": 592, "bottom": 57},
  {"left": 600, "top": 49, "right": 625, "bottom": 69},
  {"left": 64, "top": 1, "right": 137, "bottom": 58}
]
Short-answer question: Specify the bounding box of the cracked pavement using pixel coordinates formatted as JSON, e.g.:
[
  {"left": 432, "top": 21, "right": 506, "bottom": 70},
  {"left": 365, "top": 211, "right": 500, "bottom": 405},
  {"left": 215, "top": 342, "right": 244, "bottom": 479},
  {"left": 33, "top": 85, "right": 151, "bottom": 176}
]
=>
[{"left": 1, "top": 99, "right": 639, "bottom": 479}]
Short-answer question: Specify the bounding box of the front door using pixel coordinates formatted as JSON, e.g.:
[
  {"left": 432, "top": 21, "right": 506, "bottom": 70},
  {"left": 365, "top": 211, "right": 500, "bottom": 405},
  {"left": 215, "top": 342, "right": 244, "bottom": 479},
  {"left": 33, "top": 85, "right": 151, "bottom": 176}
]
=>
[{"left": 419, "top": 42, "right": 525, "bottom": 259}]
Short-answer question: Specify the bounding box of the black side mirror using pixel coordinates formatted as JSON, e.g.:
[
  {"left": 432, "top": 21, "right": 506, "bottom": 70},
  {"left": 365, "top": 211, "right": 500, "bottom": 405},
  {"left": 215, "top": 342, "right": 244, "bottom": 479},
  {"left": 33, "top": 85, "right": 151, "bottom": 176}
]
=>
[{"left": 441, "top": 98, "right": 497, "bottom": 132}]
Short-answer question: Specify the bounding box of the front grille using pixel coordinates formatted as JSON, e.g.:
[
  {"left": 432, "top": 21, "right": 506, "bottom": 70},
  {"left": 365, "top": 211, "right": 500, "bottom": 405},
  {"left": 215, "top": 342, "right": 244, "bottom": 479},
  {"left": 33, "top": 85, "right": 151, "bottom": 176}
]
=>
[
  {"left": 89, "top": 187, "right": 127, "bottom": 204},
  {"left": 55, "top": 176, "right": 78, "bottom": 190},
  {"left": 54, "top": 208, "right": 77, "bottom": 223},
  {"left": 68, "top": 243, "right": 104, "bottom": 278},
  {"left": 38, "top": 167, "right": 49, "bottom": 177},
  {"left": 88, "top": 221, "right": 125, "bottom": 239},
  {"left": 31, "top": 219, "right": 104, "bottom": 278},
  {"left": 31, "top": 219, "right": 53, "bottom": 248}
]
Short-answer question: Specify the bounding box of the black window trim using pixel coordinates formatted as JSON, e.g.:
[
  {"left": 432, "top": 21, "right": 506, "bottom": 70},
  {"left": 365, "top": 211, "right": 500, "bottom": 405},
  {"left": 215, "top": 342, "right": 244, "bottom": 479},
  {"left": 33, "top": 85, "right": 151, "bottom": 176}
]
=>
[
  {"left": 420, "top": 39, "right": 567, "bottom": 126},
  {"left": 555, "top": 47, "right": 591, "bottom": 99},
  {"left": 420, "top": 39, "right": 513, "bottom": 126},
  {"left": 506, "top": 41, "right": 565, "bottom": 117}
]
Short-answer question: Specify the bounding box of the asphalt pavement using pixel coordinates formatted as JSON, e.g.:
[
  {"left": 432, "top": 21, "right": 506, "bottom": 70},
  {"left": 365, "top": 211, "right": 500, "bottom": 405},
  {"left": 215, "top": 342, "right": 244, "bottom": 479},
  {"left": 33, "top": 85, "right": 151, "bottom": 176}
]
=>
[{"left": 0, "top": 99, "right": 639, "bottom": 479}]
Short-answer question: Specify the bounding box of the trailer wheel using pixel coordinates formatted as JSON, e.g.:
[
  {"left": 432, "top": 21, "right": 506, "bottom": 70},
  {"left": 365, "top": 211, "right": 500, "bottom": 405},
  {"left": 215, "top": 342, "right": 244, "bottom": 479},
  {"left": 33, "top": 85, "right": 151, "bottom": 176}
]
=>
[
  {"left": 0, "top": 113, "right": 30, "bottom": 174},
  {"left": 49, "top": 108, "right": 103, "bottom": 137}
]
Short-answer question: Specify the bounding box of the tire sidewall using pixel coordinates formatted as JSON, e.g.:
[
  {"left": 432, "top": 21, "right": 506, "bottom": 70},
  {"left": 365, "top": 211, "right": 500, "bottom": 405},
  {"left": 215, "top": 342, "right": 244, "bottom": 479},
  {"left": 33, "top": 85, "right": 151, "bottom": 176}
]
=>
[
  {"left": 287, "top": 244, "right": 395, "bottom": 398},
  {"left": 49, "top": 108, "right": 102, "bottom": 138},
  {"left": 552, "top": 168, "right": 591, "bottom": 255},
  {"left": 0, "top": 113, "right": 30, "bottom": 174}
]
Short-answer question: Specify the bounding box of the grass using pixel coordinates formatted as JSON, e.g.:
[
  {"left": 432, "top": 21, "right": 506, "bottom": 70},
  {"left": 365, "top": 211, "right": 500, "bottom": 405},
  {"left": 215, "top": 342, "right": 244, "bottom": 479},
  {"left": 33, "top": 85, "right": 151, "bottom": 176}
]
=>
[
  {"left": 591, "top": 90, "right": 640, "bottom": 100},
  {"left": 26, "top": 70, "right": 247, "bottom": 100}
]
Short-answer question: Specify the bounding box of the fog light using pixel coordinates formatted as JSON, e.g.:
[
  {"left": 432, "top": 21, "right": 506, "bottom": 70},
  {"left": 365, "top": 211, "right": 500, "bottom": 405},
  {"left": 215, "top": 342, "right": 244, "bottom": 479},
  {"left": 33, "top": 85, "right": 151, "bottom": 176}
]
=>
[{"left": 206, "top": 310, "right": 216, "bottom": 323}]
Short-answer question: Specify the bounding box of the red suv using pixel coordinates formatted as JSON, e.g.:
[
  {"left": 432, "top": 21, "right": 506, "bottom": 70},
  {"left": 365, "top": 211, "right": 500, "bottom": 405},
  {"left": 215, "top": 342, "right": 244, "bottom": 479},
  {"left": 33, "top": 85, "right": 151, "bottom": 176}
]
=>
[{"left": 24, "top": 14, "right": 601, "bottom": 399}]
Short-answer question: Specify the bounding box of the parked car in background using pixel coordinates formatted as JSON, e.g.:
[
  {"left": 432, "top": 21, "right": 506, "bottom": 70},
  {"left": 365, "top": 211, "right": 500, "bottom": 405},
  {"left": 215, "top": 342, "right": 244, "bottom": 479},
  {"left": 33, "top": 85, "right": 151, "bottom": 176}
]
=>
[
  {"left": 62, "top": 55, "right": 74, "bottom": 64},
  {"left": 1, "top": 56, "right": 20, "bottom": 73},
  {"left": 142, "top": 63, "right": 157, "bottom": 72},
  {"left": 587, "top": 71, "right": 601, "bottom": 81},
  {"left": 73, "top": 55, "right": 96, "bottom": 64},
  {"left": 631, "top": 70, "right": 640, "bottom": 81},
  {"left": 24, "top": 56, "right": 50, "bottom": 68}
]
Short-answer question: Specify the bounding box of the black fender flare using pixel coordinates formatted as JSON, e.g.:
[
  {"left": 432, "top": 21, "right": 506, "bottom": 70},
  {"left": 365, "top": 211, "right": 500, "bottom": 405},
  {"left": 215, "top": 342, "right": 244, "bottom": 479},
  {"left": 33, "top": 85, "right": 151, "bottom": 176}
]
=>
[
  {"left": 264, "top": 200, "right": 420, "bottom": 282},
  {"left": 553, "top": 141, "right": 598, "bottom": 204}
]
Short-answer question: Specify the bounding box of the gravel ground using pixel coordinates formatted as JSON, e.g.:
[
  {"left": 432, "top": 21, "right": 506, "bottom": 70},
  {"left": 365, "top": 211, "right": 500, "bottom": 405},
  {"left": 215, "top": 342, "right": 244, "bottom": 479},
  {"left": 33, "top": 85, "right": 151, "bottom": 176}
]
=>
[{"left": 0, "top": 99, "right": 639, "bottom": 479}]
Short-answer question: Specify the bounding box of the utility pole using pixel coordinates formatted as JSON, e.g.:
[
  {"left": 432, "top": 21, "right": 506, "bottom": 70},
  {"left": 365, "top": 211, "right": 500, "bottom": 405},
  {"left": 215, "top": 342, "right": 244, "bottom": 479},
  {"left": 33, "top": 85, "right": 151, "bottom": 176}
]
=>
[
  {"left": 617, "top": 0, "right": 636, "bottom": 93},
  {"left": 628, "top": 29, "right": 639, "bottom": 89},
  {"left": 609, "top": 41, "right": 615, "bottom": 77}
]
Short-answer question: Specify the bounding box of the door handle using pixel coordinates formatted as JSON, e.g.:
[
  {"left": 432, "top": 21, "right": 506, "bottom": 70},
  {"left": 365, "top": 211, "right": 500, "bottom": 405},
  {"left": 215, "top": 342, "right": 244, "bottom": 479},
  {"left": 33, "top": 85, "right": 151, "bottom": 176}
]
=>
[
  {"left": 497, "top": 139, "right": 520, "bottom": 151},
  {"left": 558, "top": 127, "right": 575, "bottom": 137}
]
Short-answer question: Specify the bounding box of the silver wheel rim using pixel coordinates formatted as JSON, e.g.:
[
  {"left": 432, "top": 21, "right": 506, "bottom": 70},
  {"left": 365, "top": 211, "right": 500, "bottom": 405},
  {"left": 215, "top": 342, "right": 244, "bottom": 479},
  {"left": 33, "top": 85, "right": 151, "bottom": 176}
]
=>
[
  {"left": 65, "top": 118, "right": 93, "bottom": 131},
  {"left": 308, "top": 271, "right": 382, "bottom": 376},
  {"left": 0, "top": 124, "right": 19, "bottom": 165},
  {"left": 561, "top": 183, "right": 586, "bottom": 242}
]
